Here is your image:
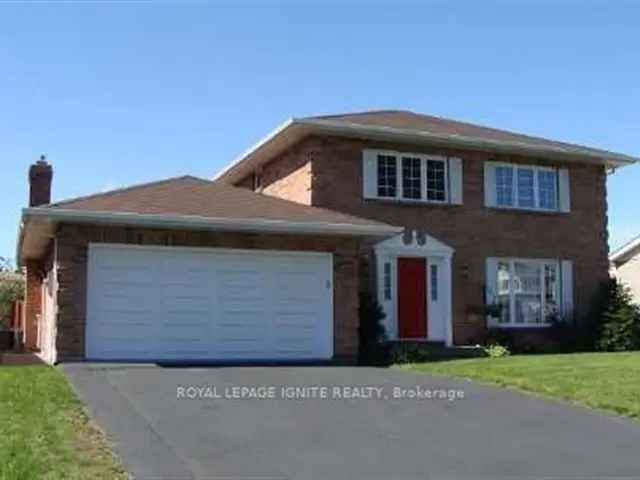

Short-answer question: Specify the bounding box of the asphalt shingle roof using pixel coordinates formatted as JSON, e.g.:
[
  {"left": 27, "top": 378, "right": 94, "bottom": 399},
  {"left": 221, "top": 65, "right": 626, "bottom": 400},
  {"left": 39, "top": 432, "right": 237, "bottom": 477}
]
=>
[{"left": 48, "top": 175, "right": 391, "bottom": 228}]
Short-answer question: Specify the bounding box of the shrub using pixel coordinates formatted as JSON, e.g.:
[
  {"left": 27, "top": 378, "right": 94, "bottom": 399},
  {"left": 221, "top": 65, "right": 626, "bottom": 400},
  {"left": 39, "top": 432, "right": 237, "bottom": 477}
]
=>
[
  {"left": 388, "top": 343, "right": 434, "bottom": 364},
  {"left": 545, "top": 315, "right": 585, "bottom": 353},
  {"left": 482, "top": 328, "right": 514, "bottom": 350},
  {"left": 358, "top": 293, "right": 388, "bottom": 365},
  {"left": 0, "top": 271, "right": 24, "bottom": 330},
  {"left": 483, "top": 343, "right": 510, "bottom": 358},
  {"left": 597, "top": 279, "right": 640, "bottom": 351}
]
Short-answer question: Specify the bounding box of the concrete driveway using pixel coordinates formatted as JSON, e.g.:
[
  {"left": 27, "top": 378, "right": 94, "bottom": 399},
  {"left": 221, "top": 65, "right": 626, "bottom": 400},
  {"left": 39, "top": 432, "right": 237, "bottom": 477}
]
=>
[{"left": 64, "top": 364, "right": 640, "bottom": 480}]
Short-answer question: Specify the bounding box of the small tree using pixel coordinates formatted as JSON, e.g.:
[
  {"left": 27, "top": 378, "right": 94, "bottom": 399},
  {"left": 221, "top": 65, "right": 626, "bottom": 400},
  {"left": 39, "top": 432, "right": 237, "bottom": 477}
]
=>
[
  {"left": 358, "top": 292, "right": 387, "bottom": 365},
  {"left": 597, "top": 279, "right": 640, "bottom": 351},
  {"left": 0, "top": 270, "right": 25, "bottom": 330}
]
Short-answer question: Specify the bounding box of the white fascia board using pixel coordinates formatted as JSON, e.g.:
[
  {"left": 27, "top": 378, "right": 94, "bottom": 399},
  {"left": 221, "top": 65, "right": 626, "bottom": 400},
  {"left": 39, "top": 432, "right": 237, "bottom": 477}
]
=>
[
  {"left": 212, "top": 118, "right": 295, "bottom": 182},
  {"left": 214, "top": 117, "right": 638, "bottom": 186},
  {"left": 610, "top": 236, "right": 640, "bottom": 264},
  {"left": 22, "top": 207, "right": 403, "bottom": 237},
  {"left": 298, "top": 118, "right": 639, "bottom": 168}
]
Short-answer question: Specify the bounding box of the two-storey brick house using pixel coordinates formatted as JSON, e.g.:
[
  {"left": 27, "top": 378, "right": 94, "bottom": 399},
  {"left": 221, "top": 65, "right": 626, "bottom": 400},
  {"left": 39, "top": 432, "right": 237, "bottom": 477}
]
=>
[
  {"left": 17, "top": 110, "right": 637, "bottom": 364},
  {"left": 217, "top": 110, "right": 635, "bottom": 348}
]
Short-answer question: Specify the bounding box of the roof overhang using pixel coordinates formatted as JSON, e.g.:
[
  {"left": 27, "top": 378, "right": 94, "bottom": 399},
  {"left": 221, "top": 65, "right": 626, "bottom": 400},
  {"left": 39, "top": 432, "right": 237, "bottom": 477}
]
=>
[
  {"left": 214, "top": 118, "right": 639, "bottom": 184},
  {"left": 610, "top": 236, "right": 640, "bottom": 266},
  {"left": 17, "top": 207, "right": 402, "bottom": 265}
]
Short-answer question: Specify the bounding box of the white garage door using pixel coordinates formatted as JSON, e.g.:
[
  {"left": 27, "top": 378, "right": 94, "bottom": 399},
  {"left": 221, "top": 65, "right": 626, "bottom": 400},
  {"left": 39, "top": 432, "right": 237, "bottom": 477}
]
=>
[{"left": 86, "top": 244, "right": 333, "bottom": 361}]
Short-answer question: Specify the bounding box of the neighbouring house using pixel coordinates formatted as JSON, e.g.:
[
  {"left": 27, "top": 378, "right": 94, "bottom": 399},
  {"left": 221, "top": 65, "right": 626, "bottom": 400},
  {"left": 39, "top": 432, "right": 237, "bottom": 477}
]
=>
[
  {"left": 17, "top": 111, "right": 639, "bottom": 364},
  {"left": 610, "top": 235, "right": 640, "bottom": 304}
]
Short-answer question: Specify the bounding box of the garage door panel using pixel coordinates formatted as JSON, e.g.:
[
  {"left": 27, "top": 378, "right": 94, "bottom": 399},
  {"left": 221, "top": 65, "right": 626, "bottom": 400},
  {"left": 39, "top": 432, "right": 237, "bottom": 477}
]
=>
[
  {"left": 219, "top": 302, "right": 266, "bottom": 314},
  {"left": 275, "top": 272, "right": 322, "bottom": 295},
  {"left": 163, "top": 299, "right": 212, "bottom": 314},
  {"left": 160, "top": 312, "right": 211, "bottom": 328},
  {"left": 95, "top": 270, "right": 156, "bottom": 286},
  {"left": 158, "top": 337, "right": 211, "bottom": 357},
  {"left": 274, "top": 342, "right": 317, "bottom": 355},
  {"left": 217, "top": 313, "right": 269, "bottom": 328},
  {"left": 96, "top": 293, "right": 158, "bottom": 313},
  {"left": 86, "top": 245, "right": 333, "bottom": 361},
  {"left": 217, "top": 324, "right": 268, "bottom": 346},
  {"left": 273, "top": 317, "right": 315, "bottom": 329},
  {"left": 92, "top": 311, "right": 156, "bottom": 326},
  {"left": 217, "top": 271, "right": 267, "bottom": 301}
]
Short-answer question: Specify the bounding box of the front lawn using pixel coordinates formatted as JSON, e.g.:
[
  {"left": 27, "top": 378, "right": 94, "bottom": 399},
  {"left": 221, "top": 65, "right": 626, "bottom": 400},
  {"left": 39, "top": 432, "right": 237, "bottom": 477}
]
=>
[
  {"left": 400, "top": 351, "right": 640, "bottom": 419},
  {"left": 0, "top": 365, "right": 126, "bottom": 480}
]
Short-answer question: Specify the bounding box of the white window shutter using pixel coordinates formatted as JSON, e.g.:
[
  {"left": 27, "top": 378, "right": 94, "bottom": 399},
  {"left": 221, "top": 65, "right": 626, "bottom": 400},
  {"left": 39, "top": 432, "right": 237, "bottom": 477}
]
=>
[
  {"left": 558, "top": 168, "right": 571, "bottom": 212},
  {"left": 561, "top": 260, "right": 574, "bottom": 321},
  {"left": 448, "top": 157, "right": 463, "bottom": 205},
  {"left": 486, "top": 258, "right": 498, "bottom": 324},
  {"left": 362, "top": 150, "right": 377, "bottom": 199},
  {"left": 484, "top": 162, "right": 497, "bottom": 207}
]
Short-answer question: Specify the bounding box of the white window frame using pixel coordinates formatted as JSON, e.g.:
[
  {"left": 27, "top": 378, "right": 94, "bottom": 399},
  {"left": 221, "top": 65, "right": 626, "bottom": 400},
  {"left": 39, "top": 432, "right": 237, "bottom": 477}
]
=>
[
  {"left": 489, "top": 257, "right": 560, "bottom": 328},
  {"left": 376, "top": 154, "right": 399, "bottom": 199},
  {"left": 491, "top": 162, "right": 559, "bottom": 212},
  {"left": 371, "top": 150, "right": 449, "bottom": 204}
]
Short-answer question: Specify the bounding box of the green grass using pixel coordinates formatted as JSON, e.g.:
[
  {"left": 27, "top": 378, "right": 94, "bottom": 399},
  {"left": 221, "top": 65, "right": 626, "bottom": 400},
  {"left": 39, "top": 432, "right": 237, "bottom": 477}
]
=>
[
  {"left": 399, "top": 351, "right": 640, "bottom": 419},
  {"left": 0, "top": 366, "right": 127, "bottom": 480}
]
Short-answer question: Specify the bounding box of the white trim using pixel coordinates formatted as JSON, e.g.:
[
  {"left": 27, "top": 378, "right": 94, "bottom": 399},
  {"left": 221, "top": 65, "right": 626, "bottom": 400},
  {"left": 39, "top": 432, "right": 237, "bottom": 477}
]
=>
[
  {"left": 374, "top": 231, "right": 454, "bottom": 346},
  {"left": 610, "top": 235, "right": 640, "bottom": 264},
  {"left": 365, "top": 149, "right": 449, "bottom": 204},
  {"left": 299, "top": 118, "right": 638, "bottom": 166},
  {"left": 213, "top": 118, "right": 294, "bottom": 181},
  {"left": 375, "top": 230, "right": 455, "bottom": 257},
  {"left": 214, "top": 117, "right": 638, "bottom": 184},
  {"left": 561, "top": 260, "right": 574, "bottom": 321},
  {"left": 22, "top": 207, "right": 402, "bottom": 237},
  {"left": 88, "top": 242, "right": 336, "bottom": 258},
  {"left": 558, "top": 168, "right": 571, "bottom": 212},
  {"left": 486, "top": 256, "right": 562, "bottom": 328},
  {"left": 440, "top": 258, "right": 453, "bottom": 346},
  {"left": 448, "top": 157, "right": 463, "bottom": 205},
  {"left": 488, "top": 162, "right": 563, "bottom": 213}
]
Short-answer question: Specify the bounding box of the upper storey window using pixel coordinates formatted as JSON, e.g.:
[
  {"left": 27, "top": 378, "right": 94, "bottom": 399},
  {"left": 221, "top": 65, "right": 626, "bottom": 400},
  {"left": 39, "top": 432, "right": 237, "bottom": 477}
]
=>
[
  {"left": 363, "top": 149, "right": 463, "bottom": 205},
  {"left": 401, "top": 156, "right": 422, "bottom": 200},
  {"left": 377, "top": 155, "right": 397, "bottom": 198},
  {"left": 485, "top": 162, "right": 570, "bottom": 213},
  {"left": 426, "top": 159, "right": 446, "bottom": 201}
]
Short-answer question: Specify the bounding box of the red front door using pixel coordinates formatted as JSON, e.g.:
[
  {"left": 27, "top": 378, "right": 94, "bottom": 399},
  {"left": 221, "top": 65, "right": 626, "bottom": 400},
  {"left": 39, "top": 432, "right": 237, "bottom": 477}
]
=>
[{"left": 397, "top": 258, "right": 427, "bottom": 339}]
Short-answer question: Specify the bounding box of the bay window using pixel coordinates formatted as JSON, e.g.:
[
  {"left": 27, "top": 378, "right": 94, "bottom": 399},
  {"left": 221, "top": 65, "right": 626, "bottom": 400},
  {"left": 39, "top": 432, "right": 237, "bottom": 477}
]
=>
[{"left": 488, "top": 258, "right": 564, "bottom": 327}]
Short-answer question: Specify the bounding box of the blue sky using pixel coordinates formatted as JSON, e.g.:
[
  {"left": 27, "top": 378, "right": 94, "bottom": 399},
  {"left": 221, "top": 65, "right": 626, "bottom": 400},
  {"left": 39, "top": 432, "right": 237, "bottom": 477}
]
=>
[{"left": 1, "top": 1, "right": 638, "bottom": 262}]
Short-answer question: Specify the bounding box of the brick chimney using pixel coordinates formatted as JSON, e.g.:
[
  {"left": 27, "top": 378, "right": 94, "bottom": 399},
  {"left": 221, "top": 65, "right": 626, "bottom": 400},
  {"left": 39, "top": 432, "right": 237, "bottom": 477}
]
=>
[{"left": 29, "top": 155, "right": 53, "bottom": 206}]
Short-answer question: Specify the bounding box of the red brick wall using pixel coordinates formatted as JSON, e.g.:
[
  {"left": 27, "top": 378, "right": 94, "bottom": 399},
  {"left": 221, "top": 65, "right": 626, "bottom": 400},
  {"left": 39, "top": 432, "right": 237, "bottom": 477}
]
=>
[
  {"left": 239, "top": 135, "right": 610, "bottom": 345},
  {"left": 54, "top": 224, "right": 361, "bottom": 362},
  {"left": 238, "top": 137, "right": 314, "bottom": 205},
  {"left": 24, "top": 261, "right": 43, "bottom": 351}
]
